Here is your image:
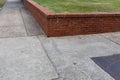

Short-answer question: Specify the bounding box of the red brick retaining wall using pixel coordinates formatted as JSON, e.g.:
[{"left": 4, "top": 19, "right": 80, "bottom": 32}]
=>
[{"left": 22, "top": 0, "right": 120, "bottom": 37}]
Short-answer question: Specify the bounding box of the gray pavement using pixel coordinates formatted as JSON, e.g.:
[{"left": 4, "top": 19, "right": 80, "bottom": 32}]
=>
[
  {"left": 0, "top": 0, "right": 58, "bottom": 80},
  {"left": 0, "top": 0, "right": 43, "bottom": 38},
  {"left": 0, "top": 37, "right": 58, "bottom": 80},
  {"left": 39, "top": 34, "right": 120, "bottom": 80},
  {"left": 0, "top": 0, "right": 120, "bottom": 80}
]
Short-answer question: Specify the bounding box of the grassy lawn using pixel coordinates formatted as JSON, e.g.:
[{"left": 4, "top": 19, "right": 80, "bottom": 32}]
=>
[
  {"left": 34, "top": 0, "right": 120, "bottom": 13},
  {"left": 0, "top": 0, "right": 6, "bottom": 8}
]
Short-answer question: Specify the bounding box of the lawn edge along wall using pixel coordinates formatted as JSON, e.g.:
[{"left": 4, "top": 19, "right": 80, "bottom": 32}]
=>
[{"left": 22, "top": 0, "right": 120, "bottom": 37}]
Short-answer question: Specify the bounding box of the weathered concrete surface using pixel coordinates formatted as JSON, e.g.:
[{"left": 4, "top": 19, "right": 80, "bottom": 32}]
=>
[
  {"left": 0, "top": 0, "right": 120, "bottom": 80},
  {"left": 20, "top": 7, "right": 44, "bottom": 36},
  {"left": 3, "top": 0, "right": 21, "bottom": 8},
  {"left": 0, "top": 0, "right": 58, "bottom": 80},
  {"left": 0, "top": 37, "right": 58, "bottom": 80},
  {"left": 39, "top": 34, "right": 120, "bottom": 80},
  {"left": 0, "top": 8, "right": 27, "bottom": 37},
  {"left": 0, "top": 25, "right": 27, "bottom": 37},
  {"left": 0, "top": 1, "right": 24, "bottom": 26},
  {"left": 0, "top": 0, "right": 43, "bottom": 38},
  {"left": 101, "top": 32, "right": 120, "bottom": 44}
]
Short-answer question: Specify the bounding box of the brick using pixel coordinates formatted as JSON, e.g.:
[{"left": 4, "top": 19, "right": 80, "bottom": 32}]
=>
[{"left": 22, "top": 0, "right": 120, "bottom": 37}]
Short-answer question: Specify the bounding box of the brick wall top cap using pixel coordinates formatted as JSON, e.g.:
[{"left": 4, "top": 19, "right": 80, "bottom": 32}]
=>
[{"left": 46, "top": 12, "right": 120, "bottom": 18}]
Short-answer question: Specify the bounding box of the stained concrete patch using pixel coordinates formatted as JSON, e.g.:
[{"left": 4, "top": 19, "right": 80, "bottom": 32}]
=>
[
  {"left": 38, "top": 35, "right": 119, "bottom": 80},
  {"left": 20, "top": 7, "right": 44, "bottom": 36},
  {"left": 0, "top": 37, "right": 58, "bottom": 80},
  {"left": 92, "top": 54, "right": 120, "bottom": 80}
]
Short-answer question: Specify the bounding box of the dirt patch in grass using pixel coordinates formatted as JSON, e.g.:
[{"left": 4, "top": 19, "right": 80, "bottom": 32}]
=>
[{"left": 34, "top": 0, "right": 120, "bottom": 13}]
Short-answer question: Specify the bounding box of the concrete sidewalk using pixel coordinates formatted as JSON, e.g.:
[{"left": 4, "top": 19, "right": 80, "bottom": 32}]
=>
[
  {"left": 39, "top": 33, "right": 120, "bottom": 80},
  {"left": 0, "top": 0, "right": 58, "bottom": 80},
  {"left": 0, "top": 0, "right": 43, "bottom": 38},
  {"left": 0, "top": 0, "right": 120, "bottom": 80}
]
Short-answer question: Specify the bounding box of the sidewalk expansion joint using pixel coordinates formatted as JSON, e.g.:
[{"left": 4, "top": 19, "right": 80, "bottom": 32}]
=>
[
  {"left": 37, "top": 36, "right": 60, "bottom": 79},
  {"left": 19, "top": 8, "right": 28, "bottom": 36},
  {"left": 100, "top": 35, "right": 120, "bottom": 46}
]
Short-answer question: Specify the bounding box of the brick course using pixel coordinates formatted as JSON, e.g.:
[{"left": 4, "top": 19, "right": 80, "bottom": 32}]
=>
[{"left": 22, "top": 0, "right": 120, "bottom": 37}]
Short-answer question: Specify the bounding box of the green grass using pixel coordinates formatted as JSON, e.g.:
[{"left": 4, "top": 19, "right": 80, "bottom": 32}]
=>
[
  {"left": 34, "top": 0, "right": 120, "bottom": 13},
  {"left": 0, "top": 0, "right": 6, "bottom": 8}
]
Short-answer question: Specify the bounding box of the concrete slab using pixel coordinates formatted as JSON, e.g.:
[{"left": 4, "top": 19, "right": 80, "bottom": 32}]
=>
[
  {"left": 0, "top": 0, "right": 44, "bottom": 38},
  {"left": 0, "top": 1, "right": 59, "bottom": 79},
  {"left": 101, "top": 32, "right": 120, "bottom": 44},
  {"left": 20, "top": 7, "right": 44, "bottom": 36},
  {"left": 0, "top": 25, "right": 27, "bottom": 38},
  {"left": 54, "top": 57, "right": 115, "bottom": 80},
  {"left": 0, "top": 8, "right": 24, "bottom": 26},
  {"left": 3, "top": 0, "right": 21, "bottom": 8},
  {"left": 1, "top": 0, "right": 120, "bottom": 80},
  {"left": 1, "top": 7, "right": 20, "bottom": 13},
  {"left": 43, "top": 35, "right": 120, "bottom": 57},
  {"left": 38, "top": 35, "right": 120, "bottom": 80},
  {"left": 0, "top": 37, "right": 58, "bottom": 80}
]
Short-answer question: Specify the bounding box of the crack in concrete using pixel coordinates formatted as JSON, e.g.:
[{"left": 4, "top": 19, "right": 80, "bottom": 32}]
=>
[
  {"left": 100, "top": 35, "right": 120, "bottom": 46},
  {"left": 37, "top": 36, "right": 60, "bottom": 80}
]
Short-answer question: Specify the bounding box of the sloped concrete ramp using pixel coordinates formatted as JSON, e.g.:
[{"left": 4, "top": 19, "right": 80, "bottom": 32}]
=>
[{"left": 0, "top": 0, "right": 43, "bottom": 38}]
